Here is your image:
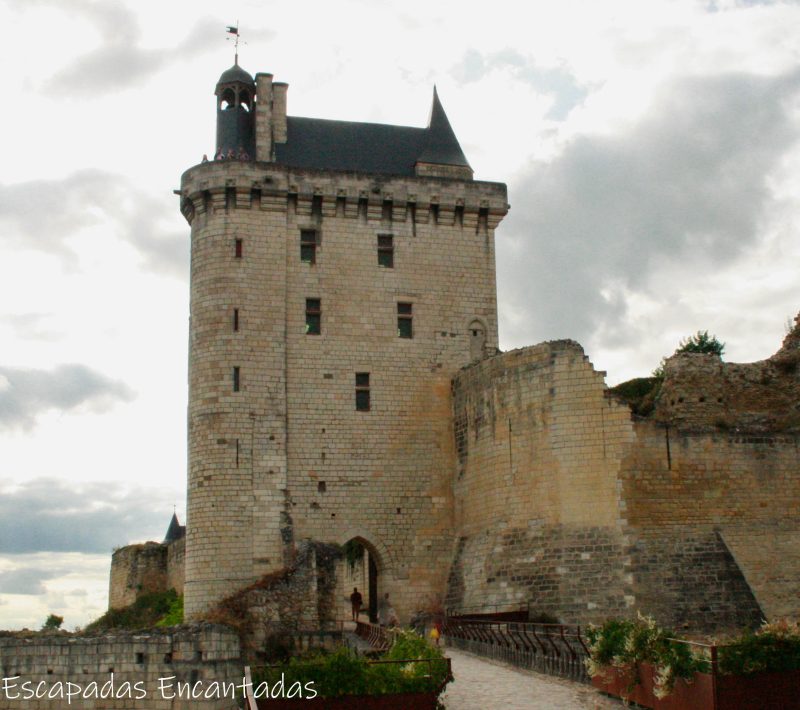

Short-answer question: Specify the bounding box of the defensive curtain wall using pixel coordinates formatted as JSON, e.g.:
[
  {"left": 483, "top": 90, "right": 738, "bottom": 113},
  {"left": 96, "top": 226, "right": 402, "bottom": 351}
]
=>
[{"left": 446, "top": 320, "right": 800, "bottom": 631}]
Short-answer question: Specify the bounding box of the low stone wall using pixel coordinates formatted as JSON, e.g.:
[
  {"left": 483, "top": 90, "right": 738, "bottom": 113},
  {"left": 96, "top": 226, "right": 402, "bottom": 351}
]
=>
[{"left": 0, "top": 624, "right": 242, "bottom": 710}]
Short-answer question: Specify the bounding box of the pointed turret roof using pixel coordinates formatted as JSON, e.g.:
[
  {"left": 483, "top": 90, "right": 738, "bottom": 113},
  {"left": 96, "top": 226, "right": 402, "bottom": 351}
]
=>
[
  {"left": 163, "top": 512, "right": 186, "bottom": 544},
  {"left": 416, "top": 87, "right": 471, "bottom": 169}
]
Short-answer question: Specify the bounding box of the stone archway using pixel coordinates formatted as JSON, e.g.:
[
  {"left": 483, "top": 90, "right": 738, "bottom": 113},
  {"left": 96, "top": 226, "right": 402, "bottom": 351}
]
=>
[{"left": 338, "top": 533, "right": 388, "bottom": 623}]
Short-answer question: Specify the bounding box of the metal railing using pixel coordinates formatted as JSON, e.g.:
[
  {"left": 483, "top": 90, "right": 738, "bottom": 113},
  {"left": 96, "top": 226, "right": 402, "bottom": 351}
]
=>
[
  {"left": 444, "top": 618, "right": 591, "bottom": 683},
  {"left": 354, "top": 620, "right": 400, "bottom": 651}
]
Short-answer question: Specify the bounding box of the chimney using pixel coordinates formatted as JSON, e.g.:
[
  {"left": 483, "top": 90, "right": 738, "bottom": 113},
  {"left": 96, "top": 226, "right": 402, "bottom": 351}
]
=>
[
  {"left": 254, "top": 73, "right": 274, "bottom": 162},
  {"left": 272, "top": 82, "right": 289, "bottom": 145}
]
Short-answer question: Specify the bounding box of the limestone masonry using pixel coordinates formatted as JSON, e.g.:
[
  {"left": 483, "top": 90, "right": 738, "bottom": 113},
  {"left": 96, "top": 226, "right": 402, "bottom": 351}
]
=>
[{"left": 113, "top": 60, "right": 800, "bottom": 631}]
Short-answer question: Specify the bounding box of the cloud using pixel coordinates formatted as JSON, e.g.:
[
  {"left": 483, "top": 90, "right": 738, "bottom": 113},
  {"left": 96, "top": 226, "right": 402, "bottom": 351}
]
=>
[
  {"left": 0, "top": 567, "right": 63, "bottom": 595},
  {"left": 451, "top": 48, "right": 587, "bottom": 119},
  {"left": 0, "top": 479, "right": 175, "bottom": 554},
  {"left": 31, "top": 0, "right": 242, "bottom": 97},
  {"left": 22, "top": 0, "right": 276, "bottom": 98},
  {"left": 0, "top": 169, "right": 188, "bottom": 277},
  {"left": 0, "top": 313, "right": 63, "bottom": 342},
  {"left": 0, "top": 364, "right": 134, "bottom": 431},
  {"left": 498, "top": 70, "right": 800, "bottom": 350}
]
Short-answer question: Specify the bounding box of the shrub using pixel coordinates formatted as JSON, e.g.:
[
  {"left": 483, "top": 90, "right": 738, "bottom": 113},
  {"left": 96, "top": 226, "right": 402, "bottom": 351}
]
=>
[
  {"left": 588, "top": 616, "right": 800, "bottom": 699},
  {"left": 718, "top": 619, "right": 800, "bottom": 675},
  {"left": 586, "top": 614, "right": 707, "bottom": 698},
  {"left": 155, "top": 594, "right": 184, "bottom": 627},
  {"left": 84, "top": 589, "right": 180, "bottom": 632},
  {"left": 252, "top": 629, "right": 450, "bottom": 698},
  {"left": 608, "top": 377, "right": 662, "bottom": 416}
]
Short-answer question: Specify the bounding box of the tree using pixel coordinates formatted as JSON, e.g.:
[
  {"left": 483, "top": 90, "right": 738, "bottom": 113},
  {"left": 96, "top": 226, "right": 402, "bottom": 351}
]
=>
[
  {"left": 675, "top": 330, "right": 725, "bottom": 357},
  {"left": 42, "top": 614, "right": 63, "bottom": 630}
]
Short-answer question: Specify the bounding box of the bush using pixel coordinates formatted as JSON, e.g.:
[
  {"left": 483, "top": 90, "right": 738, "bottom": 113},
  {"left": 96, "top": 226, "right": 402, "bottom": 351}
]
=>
[
  {"left": 252, "top": 630, "right": 450, "bottom": 698},
  {"left": 676, "top": 331, "right": 725, "bottom": 357},
  {"left": 586, "top": 614, "right": 708, "bottom": 698},
  {"left": 155, "top": 593, "right": 184, "bottom": 627},
  {"left": 608, "top": 378, "right": 662, "bottom": 416},
  {"left": 84, "top": 589, "right": 181, "bottom": 632},
  {"left": 587, "top": 616, "right": 800, "bottom": 699},
  {"left": 718, "top": 620, "right": 800, "bottom": 675}
]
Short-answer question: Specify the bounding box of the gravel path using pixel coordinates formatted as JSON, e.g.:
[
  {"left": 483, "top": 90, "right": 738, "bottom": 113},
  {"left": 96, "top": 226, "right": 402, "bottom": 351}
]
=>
[{"left": 440, "top": 647, "right": 622, "bottom": 710}]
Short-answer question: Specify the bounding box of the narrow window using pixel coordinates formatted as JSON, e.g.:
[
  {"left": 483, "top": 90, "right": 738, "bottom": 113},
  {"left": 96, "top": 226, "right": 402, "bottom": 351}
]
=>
[
  {"left": 233, "top": 308, "right": 239, "bottom": 332},
  {"left": 355, "top": 372, "right": 370, "bottom": 411},
  {"left": 235, "top": 238, "right": 243, "bottom": 258},
  {"left": 300, "top": 230, "right": 317, "bottom": 264},
  {"left": 305, "top": 298, "right": 321, "bottom": 335},
  {"left": 377, "top": 234, "right": 394, "bottom": 268},
  {"left": 397, "top": 302, "right": 413, "bottom": 338},
  {"left": 233, "top": 366, "right": 240, "bottom": 392}
]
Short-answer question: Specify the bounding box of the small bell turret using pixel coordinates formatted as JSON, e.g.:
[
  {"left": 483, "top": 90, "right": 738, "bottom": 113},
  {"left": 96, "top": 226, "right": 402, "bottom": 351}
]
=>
[{"left": 214, "top": 61, "right": 256, "bottom": 160}]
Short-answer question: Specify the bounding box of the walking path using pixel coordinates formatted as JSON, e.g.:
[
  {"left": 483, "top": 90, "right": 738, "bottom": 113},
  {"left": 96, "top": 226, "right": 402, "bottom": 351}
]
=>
[{"left": 440, "top": 647, "right": 621, "bottom": 710}]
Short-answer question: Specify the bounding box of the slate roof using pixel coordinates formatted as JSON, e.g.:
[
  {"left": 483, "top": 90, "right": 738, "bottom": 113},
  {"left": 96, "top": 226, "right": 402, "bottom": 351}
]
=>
[
  {"left": 163, "top": 512, "right": 186, "bottom": 544},
  {"left": 416, "top": 87, "right": 470, "bottom": 167},
  {"left": 217, "top": 64, "right": 255, "bottom": 87},
  {"left": 274, "top": 88, "right": 471, "bottom": 176}
]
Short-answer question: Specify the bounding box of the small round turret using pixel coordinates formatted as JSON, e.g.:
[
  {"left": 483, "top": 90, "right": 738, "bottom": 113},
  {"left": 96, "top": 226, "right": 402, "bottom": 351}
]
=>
[{"left": 214, "top": 63, "right": 256, "bottom": 160}]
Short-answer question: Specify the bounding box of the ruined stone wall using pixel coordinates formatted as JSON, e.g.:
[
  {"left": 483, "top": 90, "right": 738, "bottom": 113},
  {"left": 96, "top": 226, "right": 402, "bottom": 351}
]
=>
[
  {"left": 655, "top": 316, "right": 800, "bottom": 434},
  {"left": 109, "top": 539, "right": 185, "bottom": 610},
  {"left": 449, "top": 333, "right": 800, "bottom": 631},
  {"left": 109, "top": 543, "right": 168, "bottom": 610},
  {"left": 180, "top": 159, "right": 507, "bottom": 620},
  {"left": 0, "top": 625, "right": 241, "bottom": 710},
  {"left": 448, "top": 341, "right": 635, "bottom": 623}
]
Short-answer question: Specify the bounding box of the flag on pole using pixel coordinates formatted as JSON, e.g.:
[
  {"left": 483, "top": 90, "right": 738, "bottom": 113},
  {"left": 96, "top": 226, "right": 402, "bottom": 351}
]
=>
[{"left": 226, "top": 25, "right": 238, "bottom": 35}]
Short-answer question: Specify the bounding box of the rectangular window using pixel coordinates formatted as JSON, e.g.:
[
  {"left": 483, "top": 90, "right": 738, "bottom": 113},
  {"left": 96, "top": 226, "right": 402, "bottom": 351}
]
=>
[
  {"left": 355, "top": 372, "right": 370, "bottom": 411},
  {"left": 377, "top": 234, "right": 394, "bottom": 268},
  {"left": 235, "top": 238, "right": 243, "bottom": 258},
  {"left": 233, "top": 366, "right": 240, "bottom": 392},
  {"left": 233, "top": 308, "right": 239, "bottom": 332},
  {"left": 397, "top": 302, "right": 413, "bottom": 338},
  {"left": 300, "top": 229, "right": 317, "bottom": 264},
  {"left": 305, "top": 298, "right": 321, "bottom": 335}
]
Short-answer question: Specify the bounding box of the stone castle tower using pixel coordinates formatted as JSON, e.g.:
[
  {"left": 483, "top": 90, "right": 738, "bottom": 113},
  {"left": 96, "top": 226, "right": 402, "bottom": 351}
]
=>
[{"left": 177, "top": 61, "right": 508, "bottom": 618}]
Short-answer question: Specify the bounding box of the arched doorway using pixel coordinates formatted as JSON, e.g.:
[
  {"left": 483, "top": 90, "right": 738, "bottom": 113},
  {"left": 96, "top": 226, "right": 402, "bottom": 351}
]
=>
[{"left": 341, "top": 536, "right": 383, "bottom": 623}]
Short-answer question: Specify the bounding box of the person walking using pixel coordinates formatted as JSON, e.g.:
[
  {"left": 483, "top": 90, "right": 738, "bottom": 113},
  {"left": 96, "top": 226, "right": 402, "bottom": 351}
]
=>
[{"left": 350, "top": 587, "right": 363, "bottom": 621}]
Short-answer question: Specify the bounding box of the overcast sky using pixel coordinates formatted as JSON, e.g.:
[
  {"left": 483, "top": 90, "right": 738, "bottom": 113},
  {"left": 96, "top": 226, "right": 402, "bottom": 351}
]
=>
[{"left": 1, "top": 0, "right": 799, "bottom": 629}]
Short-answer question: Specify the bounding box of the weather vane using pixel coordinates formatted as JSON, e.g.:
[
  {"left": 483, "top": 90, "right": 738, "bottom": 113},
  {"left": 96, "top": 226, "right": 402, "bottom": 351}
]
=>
[{"left": 226, "top": 22, "right": 246, "bottom": 65}]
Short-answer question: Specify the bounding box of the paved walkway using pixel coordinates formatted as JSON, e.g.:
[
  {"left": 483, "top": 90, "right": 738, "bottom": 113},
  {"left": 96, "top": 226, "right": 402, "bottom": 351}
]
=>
[{"left": 440, "top": 648, "right": 621, "bottom": 710}]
